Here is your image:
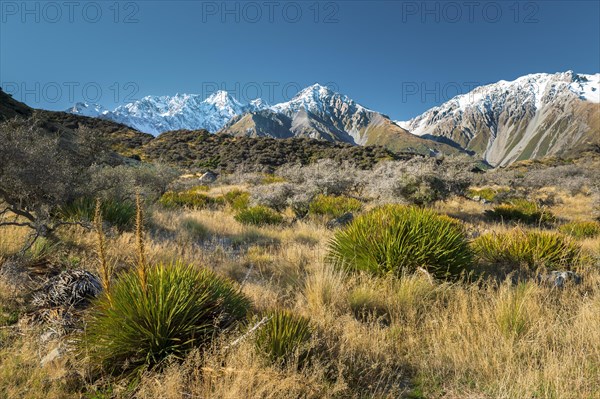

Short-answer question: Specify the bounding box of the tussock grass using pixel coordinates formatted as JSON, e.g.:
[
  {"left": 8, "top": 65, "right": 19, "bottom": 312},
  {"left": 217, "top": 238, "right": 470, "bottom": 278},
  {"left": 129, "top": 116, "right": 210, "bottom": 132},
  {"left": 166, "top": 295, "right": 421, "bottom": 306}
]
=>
[
  {"left": 327, "top": 205, "right": 473, "bottom": 279},
  {"left": 559, "top": 220, "right": 600, "bottom": 240},
  {"left": 235, "top": 206, "right": 284, "bottom": 226},
  {"left": 308, "top": 194, "right": 362, "bottom": 218},
  {"left": 83, "top": 261, "right": 250, "bottom": 374},
  {"left": 254, "top": 310, "right": 312, "bottom": 367},
  {"left": 472, "top": 228, "right": 583, "bottom": 273},
  {"left": 485, "top": 198, "right": 556, "bottom": 226}
]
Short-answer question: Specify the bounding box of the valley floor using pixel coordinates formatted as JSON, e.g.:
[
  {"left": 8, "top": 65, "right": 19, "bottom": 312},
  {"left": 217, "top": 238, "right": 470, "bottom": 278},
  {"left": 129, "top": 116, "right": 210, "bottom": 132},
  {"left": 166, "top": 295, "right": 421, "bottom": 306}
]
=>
[{"left": 1, "top": 180, "right": 599, "bottom": 399}]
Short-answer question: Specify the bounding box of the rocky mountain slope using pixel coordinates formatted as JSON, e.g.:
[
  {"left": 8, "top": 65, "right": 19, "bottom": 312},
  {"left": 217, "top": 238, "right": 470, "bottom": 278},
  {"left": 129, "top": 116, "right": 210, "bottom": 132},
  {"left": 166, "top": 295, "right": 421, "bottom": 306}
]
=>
[
  {"left": 397, "top": 71, "right": 600, "bottom": 166},
  {"left": 220, "top": 84, "right": 459, "bottom": 154}
]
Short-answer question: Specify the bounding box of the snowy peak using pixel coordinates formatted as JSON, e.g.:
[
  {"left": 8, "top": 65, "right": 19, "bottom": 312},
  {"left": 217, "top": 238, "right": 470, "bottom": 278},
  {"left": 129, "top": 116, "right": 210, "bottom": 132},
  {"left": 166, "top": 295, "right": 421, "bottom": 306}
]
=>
[
  {"left": 397, "top": 71, "right": 600, "bottom": 166},
  {"left": 85, "top": 90, "right": 269, "bottom": 135},
  {"left": 66, "top": 102, "right": 107, "bottom": 117}
]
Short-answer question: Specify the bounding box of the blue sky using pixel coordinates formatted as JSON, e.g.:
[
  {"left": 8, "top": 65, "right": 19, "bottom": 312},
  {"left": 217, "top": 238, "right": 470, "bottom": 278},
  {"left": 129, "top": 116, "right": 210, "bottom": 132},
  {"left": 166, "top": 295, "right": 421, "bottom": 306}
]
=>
[{"left": 1, "top": 0, "right": 599, "bottom": 120}]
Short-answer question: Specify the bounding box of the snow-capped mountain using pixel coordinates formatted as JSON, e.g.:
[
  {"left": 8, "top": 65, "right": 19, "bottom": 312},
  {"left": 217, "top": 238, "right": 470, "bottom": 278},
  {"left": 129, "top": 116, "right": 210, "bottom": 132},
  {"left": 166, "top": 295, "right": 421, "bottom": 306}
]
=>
[
  {"left": 396, "top": 71, "right": 600, "bottom": 166},
  {"left": 67, "top": 102, "right": 108, "bottom": 118},
  {"left": 68, "top": 91, "right": 267, "bottom": 135},
  {"left": 220, "top": 84, "right": 459, "bottom": 154}
]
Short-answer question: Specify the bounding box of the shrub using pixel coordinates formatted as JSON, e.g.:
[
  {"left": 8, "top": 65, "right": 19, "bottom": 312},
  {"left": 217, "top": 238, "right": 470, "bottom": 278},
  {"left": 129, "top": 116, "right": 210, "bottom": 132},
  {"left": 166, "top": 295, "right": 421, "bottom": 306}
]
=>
[
  {"left": 472, "top": 229, "right": 583, "bottom": 273},
  {"left": 327, "top": 205, "right": 473, "bottom": 280},
  {"left": 84, "top": 261, "right": 250, "bottom": 373},
  {"left": 249, "top": 183, "right": 295, "bottom": 212},
  {"left": 559, "top": 220, "right": 600, "bottom": 240},
  {"left": 234, "top": 206, "right": 283, "bottom": 226},
  {"left": 255, "top": 310, "right": 312, "bottom": 366},
  {"left": 159, "top": 191, "right": 222, "bottom": 209},
  {"left": 467, "top": 187, "right": 510, "bottom": 203},
  {"left": 222, "top": 189, "right": 250, "bottom": 211},
  {"left": 309, "top": 194, "right": 362, "bottom": 218},
  {"left": 485, "top": 199, "right": 556, "bottom": 226},
  {"left": 60, "top": 197, "right": 136, "bottom": 229}
]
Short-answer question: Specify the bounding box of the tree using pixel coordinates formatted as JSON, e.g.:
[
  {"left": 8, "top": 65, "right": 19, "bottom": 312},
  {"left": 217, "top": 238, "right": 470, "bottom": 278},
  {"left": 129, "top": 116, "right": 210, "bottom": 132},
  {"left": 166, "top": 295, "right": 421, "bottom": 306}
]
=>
[{"left": 0, "top": 117, "right": 109, "bottom": 249}]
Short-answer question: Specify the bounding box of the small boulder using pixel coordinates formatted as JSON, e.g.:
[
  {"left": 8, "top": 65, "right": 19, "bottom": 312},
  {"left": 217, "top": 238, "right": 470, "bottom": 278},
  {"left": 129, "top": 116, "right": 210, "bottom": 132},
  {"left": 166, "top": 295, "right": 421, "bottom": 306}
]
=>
[
  {"left": 326, "top": 212, "right": 354, "bottom": 229},
  {"left": 198, "top": 171, "right": 217, "bottom": 184},
  {"left": 537, "top": 271, "right": 582, "bottom": 288}
]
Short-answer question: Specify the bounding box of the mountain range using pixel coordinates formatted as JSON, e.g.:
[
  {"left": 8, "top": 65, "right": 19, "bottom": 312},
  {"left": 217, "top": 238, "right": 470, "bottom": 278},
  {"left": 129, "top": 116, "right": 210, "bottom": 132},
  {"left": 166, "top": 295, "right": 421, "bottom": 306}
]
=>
[{"left": 67, "top": 71, "right": 600, "bottom": 165}]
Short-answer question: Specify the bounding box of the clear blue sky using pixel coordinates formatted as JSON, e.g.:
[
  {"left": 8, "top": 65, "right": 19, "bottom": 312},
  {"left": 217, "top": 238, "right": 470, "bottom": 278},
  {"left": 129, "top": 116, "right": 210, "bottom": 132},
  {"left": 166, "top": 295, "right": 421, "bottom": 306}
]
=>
[{"left": 1, "top": 0, "right": 599, "bottom": 120}]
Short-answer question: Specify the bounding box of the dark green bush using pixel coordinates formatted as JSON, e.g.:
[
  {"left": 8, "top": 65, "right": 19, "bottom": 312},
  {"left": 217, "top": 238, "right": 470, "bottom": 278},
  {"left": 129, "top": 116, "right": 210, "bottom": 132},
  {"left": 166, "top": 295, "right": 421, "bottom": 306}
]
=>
[
  {"left": 222, "top": 189, "right": 250, "bottom": 211},
  {"left": 255, "top": 310, "right": 312, "bottom": 367},
  {"left": 84, "top": 262, "right": 250, "bottom": 373},
  {"left": 472, "top": 229, "right": 583, "bottom": 272},
  {"left": 159, "top": 191, "right": 223, "bottom": 210},
  {"left": 308, "top": 194, "right": 362, "bottom": 218},
  {"left": 59, "top": 197, "right": 135, "bottom": 229},
  {"left": 485, "top": 199, "right": 555, "bottom": 226},
  {"left": 327, "top": 205, "right": 473, "bottom": 280},
  {"left": 234, "top": 206, "right": 283, "bottom": 226}
]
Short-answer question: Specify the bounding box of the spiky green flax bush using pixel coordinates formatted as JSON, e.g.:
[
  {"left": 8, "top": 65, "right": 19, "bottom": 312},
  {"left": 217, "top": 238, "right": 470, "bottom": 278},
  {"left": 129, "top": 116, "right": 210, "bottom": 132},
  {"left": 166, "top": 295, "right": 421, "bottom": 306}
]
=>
[
  {"left": 84, "top": 261, "right": 250, "bottom": 373},
  {"left": 472, "top": 228, "right": 583, "bottom": 272},
  {"left": 255, "top": 310, "right": 312, "bottom": 367},
  {"left": 327, "top": 205, "right": 473, "bottom": 279}
]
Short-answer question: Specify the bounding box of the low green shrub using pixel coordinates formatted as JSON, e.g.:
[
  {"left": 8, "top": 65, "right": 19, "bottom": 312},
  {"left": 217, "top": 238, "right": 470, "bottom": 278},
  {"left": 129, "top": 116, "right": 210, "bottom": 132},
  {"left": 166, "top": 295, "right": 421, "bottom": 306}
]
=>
[
  {"left": 60, "top": 197, "right": 136, "bottom": 229},
  {"left": 159, "top": 191, "right": 223, "bottom": 210},
  {"left": 222, "top": 189, "right": 250, "bottom": 210},
  {"left": 84, "top": 261, "right": 250, "bottom": 373},
  {"left": 255, "top": 310, "right": 312, "bottom": 367},
  {"left": 559, "top": 220, "right": 600, "bottom": 240},
  {"left": 467, "top": 187, "right": 510, "bottom": 203},
  {"left": 234, "top": 206, "right": 283, "bottom": 226},
  {"left": 472, "top": 228, "right": 583, "bottom": 272},
  {"left": 327, "top": 205, "right": 473, "bottom": 280},
  {"left": 308, "top": 194, "right": 362, "bottom": 219},
  {"left": 485, "top": 199, "right": 556, "bottom": 226}
]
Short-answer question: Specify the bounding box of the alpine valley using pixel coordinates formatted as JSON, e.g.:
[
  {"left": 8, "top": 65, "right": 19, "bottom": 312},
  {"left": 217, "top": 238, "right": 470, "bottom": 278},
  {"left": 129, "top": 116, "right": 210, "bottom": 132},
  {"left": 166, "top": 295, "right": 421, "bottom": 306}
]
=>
[{"left": 66, "top": 71, "right": 600, "bottom": 166}]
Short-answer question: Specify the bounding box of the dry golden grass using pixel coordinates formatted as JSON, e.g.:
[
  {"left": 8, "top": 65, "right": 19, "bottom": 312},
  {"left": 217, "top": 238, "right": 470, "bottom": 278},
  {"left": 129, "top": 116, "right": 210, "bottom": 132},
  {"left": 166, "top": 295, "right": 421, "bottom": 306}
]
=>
[{"left": 1, "top": 190, "right": 599, "bottom": 398}]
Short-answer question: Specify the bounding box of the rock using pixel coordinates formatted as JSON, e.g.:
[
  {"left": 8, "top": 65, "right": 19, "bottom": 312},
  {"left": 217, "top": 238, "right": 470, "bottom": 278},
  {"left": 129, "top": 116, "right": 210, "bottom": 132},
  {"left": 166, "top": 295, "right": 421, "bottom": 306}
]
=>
[
  {"left": 198, "top": 171, "right": 217, "bottom": 184},
  {"left": 40, "top": 347, "right": 62, "bottom": 367},
  {"left": 537, "top": 271, "right": 582, "bottom": 288},
  {"left": 326, "top": 212, "right": 354, "bottom": 229},
  {"left": 472, "top": 195, "right": 481, "bottom": 202},
  {"left": 32, "top": 269, "right": 102, "bottom": 309}
]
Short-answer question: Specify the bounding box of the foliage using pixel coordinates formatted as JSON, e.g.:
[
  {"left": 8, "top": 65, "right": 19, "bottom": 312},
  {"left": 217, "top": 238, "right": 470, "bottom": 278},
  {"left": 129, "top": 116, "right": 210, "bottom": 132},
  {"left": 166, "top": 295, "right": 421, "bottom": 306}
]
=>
[
  {"left": 255, "top": 310, "right": 312, "bottom": 366},
  {"left": 59, "top": 197, "right": 135, "bottom": 230},
  {"left": 327, "top": 205, "right": 473, "bottom": 279},
  {"left": 558, "top": 220, "right": 600, "bottom": 240},
  {"left": 234, "top": 206, "right": 283, "bottom": 226},
  {"left": 467, "top": 187, "right": 511, "bottom": 203},
  {"left": 159, "top": 191, "right": 223, "bottom": 210},
  {"left": 308, "top": 194, "right": 362, "bottom": 219},
  {"left": 0, "top": 118, "right": 109, "bottom": 237},
  {"left": 472, "top": 228, "right": 583, "bottom": 273},
  {"left": 84, "top": 261, "right": 250, "bottom": 373},
  {"left": 485, "top": 199, "right": 556, "bottom": 226},
  {"left": 222, "top": 189, "right": 250, "bottom": 211}
]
